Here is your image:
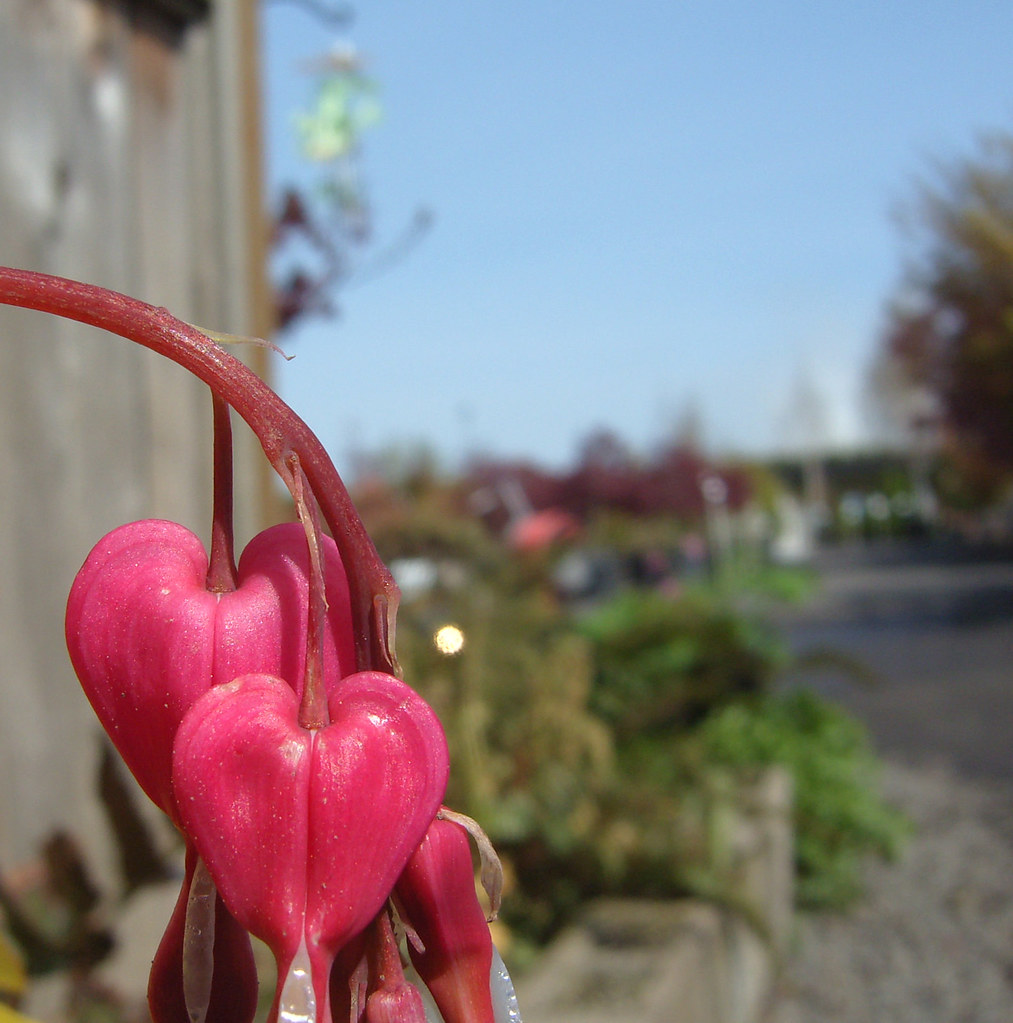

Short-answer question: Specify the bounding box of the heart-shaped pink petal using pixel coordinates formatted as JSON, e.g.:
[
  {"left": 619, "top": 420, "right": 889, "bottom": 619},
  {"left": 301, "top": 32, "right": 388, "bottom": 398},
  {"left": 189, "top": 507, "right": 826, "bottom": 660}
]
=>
[
  {"left": 171, "top": 672, "right": 449, "bottom": 1017},
  {"left": 67, "top": 521, "right": 218, "bottom": 815},
  {"left": 307, "top": 672, "right": 451, "bottom": 954},
  {"left": 217, "top": 524, "right": 356, "bottom": 700},
  {"left": 66, "top": 520, "right": 355, "bottom": 818}
]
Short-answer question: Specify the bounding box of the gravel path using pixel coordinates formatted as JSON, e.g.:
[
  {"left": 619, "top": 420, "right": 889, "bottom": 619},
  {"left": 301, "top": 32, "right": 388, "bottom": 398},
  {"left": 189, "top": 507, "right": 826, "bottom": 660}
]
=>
[{"left": 768, "top": 757, "right": 1013, "bottom": 1023}]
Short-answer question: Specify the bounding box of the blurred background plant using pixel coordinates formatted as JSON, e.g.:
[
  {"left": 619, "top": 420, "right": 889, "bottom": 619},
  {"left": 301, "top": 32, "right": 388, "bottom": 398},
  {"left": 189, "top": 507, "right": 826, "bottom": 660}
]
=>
[
  {"left": 689, "top": 689, "right": 909, "bottom": 909},
  {"left": 0, "top": 753, "right": 177, "bottom": 1023},
  {"left": 269, "top": 25, "right": 431, "bottom": 333},
  {"left": 355, "top": 456, "right": 907, "bottom": 960}
]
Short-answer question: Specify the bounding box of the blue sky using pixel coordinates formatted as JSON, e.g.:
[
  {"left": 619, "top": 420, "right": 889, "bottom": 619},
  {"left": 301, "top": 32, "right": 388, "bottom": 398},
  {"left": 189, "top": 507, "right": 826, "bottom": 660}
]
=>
[{"left": 261, "top": 1, "right": 1013, "bottom": 473}]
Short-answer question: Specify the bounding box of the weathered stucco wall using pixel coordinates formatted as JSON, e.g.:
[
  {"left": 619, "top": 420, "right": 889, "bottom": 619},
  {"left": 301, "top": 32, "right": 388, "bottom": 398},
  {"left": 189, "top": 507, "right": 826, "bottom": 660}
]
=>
[{"left": 0, "top": 0, "right": 271, "bottom": 882}]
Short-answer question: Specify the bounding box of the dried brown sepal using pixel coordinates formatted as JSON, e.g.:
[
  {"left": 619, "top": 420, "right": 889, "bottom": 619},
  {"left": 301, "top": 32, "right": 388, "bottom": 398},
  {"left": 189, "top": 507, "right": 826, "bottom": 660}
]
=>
[
  {"left": 436, "top": 807, "right": 503, "bottom": 921},
  {"left": 195, "top": 325, "right": 295, "bottom": 361}
]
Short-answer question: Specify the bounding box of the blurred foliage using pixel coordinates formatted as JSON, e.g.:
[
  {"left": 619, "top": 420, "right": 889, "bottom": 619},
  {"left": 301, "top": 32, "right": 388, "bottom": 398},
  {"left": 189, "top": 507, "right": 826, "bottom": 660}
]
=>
[
  {"left": 0, "top": 1005, "right": 41, "bottom": 1023},
  {"left": 690, "top": 690, "right": 909, "bottom": 908},
  {"left": 0, "top": 834, "right": 112, "bottom": 977},
  {"left": 0, "top": 930, "right": 25, "bottom": 1007},
  {"left": 364, "top": 474, "right": 903, "bottom": 948},
  {"left": 271, "top": 46, "right": 376, "bottom": 329},
  {"left": 377, "top": 515, "right": 617, "bottom": 945},
  {"left": 580, "top": 592, "right": 904, "bottom": 913},
  {"left": 578, "top": 591, "right": 786, "bottom": 738},
  {"left": 877, "top": 130, "right": 1013, "bottom": 500},
  {"left": 930, "top": 440, "right": 1010, "bottom": 513},
  {"left": 581, "top": 509, "right": 685, "bottom": 557},
  {"left": 295, "top": 60, "right": 382, "bottom": 165},
  {"left": 271, "top": 42, "right": 430, "bottom": 331},
  {"left": 465, "top": 436, "right": 755, "bottom": 533},
  {"left": 0, "top": 758, "right": 176, "bottom": 1023}
]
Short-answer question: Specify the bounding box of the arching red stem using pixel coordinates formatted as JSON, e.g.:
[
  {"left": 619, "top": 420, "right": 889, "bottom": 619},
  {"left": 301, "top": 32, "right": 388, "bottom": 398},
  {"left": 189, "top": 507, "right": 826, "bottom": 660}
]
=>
[{"left": 0, "top": 267, "right": 399, "bottom": 675}]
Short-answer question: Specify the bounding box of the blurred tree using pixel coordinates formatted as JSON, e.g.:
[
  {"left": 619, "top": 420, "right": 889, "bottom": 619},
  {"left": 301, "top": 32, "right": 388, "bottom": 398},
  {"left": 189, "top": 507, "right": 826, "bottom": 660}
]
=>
[
  {"left": 564, "top": 429, "right": 639, "bottom": 517},
  {"left": 465, "top": 432, "right": 753, "bottom": 537},
  {"left": 268, "top": 13, "right": 430, "bottom": 331},
  {"left": 352, "top": 464, "right": 898, "bottom": 943},
  {"left": 878, "top": 132, "right": 1013, "bottom": 492}
]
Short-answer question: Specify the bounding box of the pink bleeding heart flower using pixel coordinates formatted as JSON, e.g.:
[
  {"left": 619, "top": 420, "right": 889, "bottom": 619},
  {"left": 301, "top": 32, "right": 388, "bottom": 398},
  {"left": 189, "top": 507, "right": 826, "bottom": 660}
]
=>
[
  {"left": 0, "top": 269, "right": 522, "bottom": 1023},
  {"left": 66, "top": 519, "right": 356, "bottom": 820},
  {"left": 171, "top": 671, "right": 449, "bottom": 1023},
  {"left": 395, "top": 818, "right": 497, "bottom": 1023}
]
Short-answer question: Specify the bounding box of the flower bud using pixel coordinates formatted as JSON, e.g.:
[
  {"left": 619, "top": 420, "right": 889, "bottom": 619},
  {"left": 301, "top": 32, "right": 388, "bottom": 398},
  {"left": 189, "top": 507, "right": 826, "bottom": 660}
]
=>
[
  {"left": 365, "top": 984, "right": 427, "bottom": 1023},
  {"left": 396, "top": 819, "right": 496, "bottom": 1023}
]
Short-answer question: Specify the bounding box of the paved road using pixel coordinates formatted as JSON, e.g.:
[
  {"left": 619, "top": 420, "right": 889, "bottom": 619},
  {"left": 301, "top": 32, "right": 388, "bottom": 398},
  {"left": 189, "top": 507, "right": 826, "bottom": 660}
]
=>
[
  {"left": 768, "top": 759, "right": 1013, "bottom": 1023},
  {"left": 776, "top": 540, "right": 1013, "bottom": 781},
  {"left": 767, "top": 540, "right": 1013, "bottom": 1023}
]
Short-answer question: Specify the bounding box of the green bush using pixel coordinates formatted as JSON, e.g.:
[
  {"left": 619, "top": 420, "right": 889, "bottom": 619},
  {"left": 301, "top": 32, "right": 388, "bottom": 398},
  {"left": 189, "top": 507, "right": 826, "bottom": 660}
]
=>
[
  {"left": 690, "top": 689, "right": 909, "bottom": 908},
  {"left": 581, "top": 591, "right": 907, "bottom": 912},
  {"left": 366, "top": 489, "right": 905, "bottom": 940},
  {"left": 579, "top": 590, "right": 787, "bottom": 736}
]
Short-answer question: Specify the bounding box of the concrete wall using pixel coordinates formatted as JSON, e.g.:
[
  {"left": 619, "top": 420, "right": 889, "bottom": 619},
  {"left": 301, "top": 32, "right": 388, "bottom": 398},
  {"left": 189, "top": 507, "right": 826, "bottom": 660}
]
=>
[
  {"left": 0, "top": 0, "right": 271, "bottom": 882},
  {"left": 517, "top": 769, "right": 794, "bottom": 1023}
]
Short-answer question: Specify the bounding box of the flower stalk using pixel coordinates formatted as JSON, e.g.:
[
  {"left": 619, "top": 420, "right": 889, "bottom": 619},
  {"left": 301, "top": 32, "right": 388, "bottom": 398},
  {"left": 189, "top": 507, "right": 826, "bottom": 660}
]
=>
[{"left": 0, "top": 266, "right": 398, "bottom": 676}]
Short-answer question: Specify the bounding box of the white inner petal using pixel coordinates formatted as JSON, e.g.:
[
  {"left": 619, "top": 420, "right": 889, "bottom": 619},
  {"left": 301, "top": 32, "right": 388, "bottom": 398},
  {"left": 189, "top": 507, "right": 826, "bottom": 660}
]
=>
[
  {"left": 491, "top": 946, "right": 524, "bottom": 1023},
  {"left": 279, "top": 937, "right": 317, "bottom": 1023},
  {"left": 183, "top": 857, "right": 217, "bottom": 1023}
]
